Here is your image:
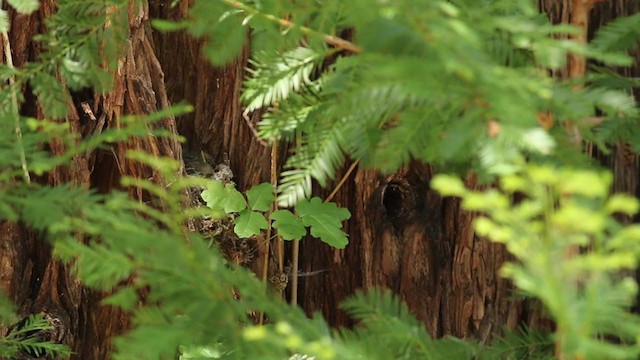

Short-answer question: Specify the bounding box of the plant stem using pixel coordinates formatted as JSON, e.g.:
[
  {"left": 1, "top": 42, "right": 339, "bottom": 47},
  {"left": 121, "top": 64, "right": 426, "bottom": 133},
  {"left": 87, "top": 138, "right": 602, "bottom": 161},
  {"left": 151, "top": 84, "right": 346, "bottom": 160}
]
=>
[
  {"left": 259, "top": 141, "right": 280, "bottom": 324},
  {"left": 222, "top": 0, "right": 362, "bottom": 54},
  {"left": 2, "top": 31, "right": 30, "bottom": 184},
  {"left": 290, "top": 239, "right": 299, "bottom": 306},
  {"left": 272, "top": 142, "right": 284, "bottom": 280},
  {"left": 324, "top": 160, "right": 359, "bottom": 203},
  {"left": 287, "top": 130, "right": 304, "bottom": 305}
]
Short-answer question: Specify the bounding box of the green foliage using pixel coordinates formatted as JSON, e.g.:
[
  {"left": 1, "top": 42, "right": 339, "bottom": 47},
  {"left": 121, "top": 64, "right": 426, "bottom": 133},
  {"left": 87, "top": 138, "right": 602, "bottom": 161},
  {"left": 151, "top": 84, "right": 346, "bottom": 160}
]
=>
[
  {"left": 479, "top": 325, "right": 554, "bottom": 360},
  {"left": 268, "top": 196, "right": 353, "bottom": 246},
  {"left": 0, "top": 314, "right": 71, "bottom": 359},
  {"left": 6, "top": 0, "right": 40, "bottom": 15},
  {"left": 338, "top": 289, "right": 478, "bottom": 360},
  {"left": 201, "top": 181, "right": 351, "bottom": 246},
  {"left": 433, "top": 164, "right": 640, "bottom": 359},
  {"left": 172, "top": 0, "right": 640, "bottom": 204},
  {"left": 591, "top": 12, "right": 640, "bottom": 52},
  {"left": 201, "top": 181, "right": 247, "bottom": 214},
  {"left": 0, "top": 0, "right": 40, "bottom": 33},
  {"left": 246, "top": 182, "right": 276, "bottom": 211},
  {"left": 235, "top": 209, "right": 269, "bottom": 238},
  {"left": 270, "top": 210, "right": 306, "bottom": 240},
  {"left": 0, "top": 0, "right": 639, "bottom": 359},
  {"left": 242, "top": 47, "right": 325, "bottom": 115},
  {"left": 1, "top": 152, "right": 465, "bottom": 360},
  {"left": 296, "top": 197, "right": 351, "bottom": 249}
]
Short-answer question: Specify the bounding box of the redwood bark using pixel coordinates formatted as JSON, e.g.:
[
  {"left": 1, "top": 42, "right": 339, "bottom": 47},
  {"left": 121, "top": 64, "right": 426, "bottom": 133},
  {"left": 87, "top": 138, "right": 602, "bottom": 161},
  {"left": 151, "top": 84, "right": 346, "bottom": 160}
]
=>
[
  {"left": 149, "top": 0, "right": 640, "bottom": 344},
  {"left": 0, "top": 1, "right": 638, "bottom": 359},
  {"left": 0, "top": 1, "right": 181, "bottom": 359}
]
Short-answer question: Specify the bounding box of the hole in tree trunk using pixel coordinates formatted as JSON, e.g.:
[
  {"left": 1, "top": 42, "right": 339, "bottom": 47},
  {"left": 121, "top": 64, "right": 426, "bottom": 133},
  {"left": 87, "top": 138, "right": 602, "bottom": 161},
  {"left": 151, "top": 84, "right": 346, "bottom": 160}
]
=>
[{"left": 382, "top": 182, "right": 405, "bottom": 219}]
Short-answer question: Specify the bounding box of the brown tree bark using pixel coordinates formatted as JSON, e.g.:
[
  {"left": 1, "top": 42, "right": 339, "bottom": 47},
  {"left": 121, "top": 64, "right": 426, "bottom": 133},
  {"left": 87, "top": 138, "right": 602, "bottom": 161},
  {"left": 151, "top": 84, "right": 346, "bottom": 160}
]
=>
[
  {"left": 148, "top": 0, "right": 640, "bottom": 345},
  {"left": 0, "top": 1, "right": 181, "bottom": 359},
  {"left": 0, "top": 1, "right": 638, "bottom": 359}
]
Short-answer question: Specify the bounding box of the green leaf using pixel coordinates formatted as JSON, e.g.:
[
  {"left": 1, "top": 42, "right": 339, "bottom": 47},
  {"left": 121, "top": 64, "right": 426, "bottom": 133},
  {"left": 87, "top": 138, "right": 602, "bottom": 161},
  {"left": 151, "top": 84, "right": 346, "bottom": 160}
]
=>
[
  {"left": 295, "top": 197, "right": 350, "bottom": 249},
  {"left": 102, "top": 287, "right": 139, "bottom": 311},
  {"left": 246, "top": 182, "right": 274, "bottom": 212},
  {"left": 223, "top": 184, "right": 247, "bottom": 213},
  {"left": 202, "top": 16, "right": 245, "bottom": 66},
  {"left": 7, "top": 0, "right": 40, "bottom": 14},
  {"left": 606, "top": 194, "right": 639, "bottom": 215},
  {"left": 271, "top": 210, "right": 306, "bottom": 240},
  {"left": 201, "top": 181, "right": 224, "bottom": 210},
  {"left": 242, "top": 47, "right": 322, "bottom": 113},
  {"left": 431, "top": 175, "right": 467, "bottom": 197},
  {"left": 591, "top": 12, "right": 640, "bottom": 52},
  {"left": 0, "top": 9, "right": 9, "bottom": 33},
  {"left": 30, "top": 72, "right": 71, "bottom": 119},
  {"left": 234, "top": 209, "right": 268, "bottom": 238},
  {"left": 0, "top": 292, "right": 16, "bottom": 322},
  {"left": 201, "top": 181, "right": 246, "bottom": 214},
  {"left": 151, "top": 19, "right": 187, "bottom": 32}
]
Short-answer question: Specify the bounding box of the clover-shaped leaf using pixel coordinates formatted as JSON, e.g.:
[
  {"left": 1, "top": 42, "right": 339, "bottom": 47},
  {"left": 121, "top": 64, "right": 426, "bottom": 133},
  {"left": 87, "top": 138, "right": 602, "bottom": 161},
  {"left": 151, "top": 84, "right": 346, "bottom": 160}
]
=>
[
  {"left": 201, "top": 180, "right": 246, "bottom": 214},
  {"left": 295, "top": 197, "right": 351, "bottom": 249},
  {"left": 247, "top": 182, "right": 274, "bottom": 212},
  {"left": 234, "top": 210, "right": 268, "bottom": 238},
  {"left": 271, "top": 210, "right": 306, "bottom": 240}
]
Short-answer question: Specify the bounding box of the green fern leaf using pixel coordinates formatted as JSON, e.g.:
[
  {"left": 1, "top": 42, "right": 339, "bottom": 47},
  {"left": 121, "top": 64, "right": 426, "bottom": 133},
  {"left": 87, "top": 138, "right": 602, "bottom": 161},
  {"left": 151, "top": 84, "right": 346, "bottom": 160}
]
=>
[
  {"left": 202, "top": 16, "right": 246, "bottom": 66},
  {"left": 591, "top": 13, "right": 640, "bottom": 52},
  {"left": 277, "top": 126, "right": 346, "bottom": 207},
  {"left": 242, "top": 47, "right": 324, "bottom": 114}
]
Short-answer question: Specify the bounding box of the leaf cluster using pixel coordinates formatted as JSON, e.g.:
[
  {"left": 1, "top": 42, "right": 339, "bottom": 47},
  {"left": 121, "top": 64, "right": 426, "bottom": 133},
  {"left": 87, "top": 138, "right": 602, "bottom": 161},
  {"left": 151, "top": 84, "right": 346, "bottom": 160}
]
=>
[
  {"left": 434, "top": 164, "right": 640, "bottom": 359},
  {"left": 201, "top": 180, "right": 351, "bottom": 248},
  {"left": 1, "top": 0, "right": 640, "bottom": 360},
  {"left": 0, "top": 314, "right": 71, "bottom": 359},
  {"left": 171, "top": 0, "right": 640, "bottom": 205}
]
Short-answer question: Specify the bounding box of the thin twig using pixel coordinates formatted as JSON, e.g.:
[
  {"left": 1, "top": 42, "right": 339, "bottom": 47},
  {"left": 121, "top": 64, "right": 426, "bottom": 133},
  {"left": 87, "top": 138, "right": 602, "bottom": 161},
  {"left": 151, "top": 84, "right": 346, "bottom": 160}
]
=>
[
  {"left": 259, "top": 142, "right": 279, "bottom": 324},
  {"left": 290, "top": 239, "right": 299, "bottom": 305},
  {"left": 243, "top": 112, "right": 268, "bottom": 146},
  {"left": 324, "top": 160, "right": 359, "bottom": 203},
  {"left": 2, "top": 31, "right": 30, "bottom": 184},
  {"left": 288, "top": 130, "right": 303, "bottom": 305},
  {"left": 222, "top": 0, "right": 362, "bottom": 54},
  {"left": 272, "top": 143, "right": 284, "bottom": 281}
]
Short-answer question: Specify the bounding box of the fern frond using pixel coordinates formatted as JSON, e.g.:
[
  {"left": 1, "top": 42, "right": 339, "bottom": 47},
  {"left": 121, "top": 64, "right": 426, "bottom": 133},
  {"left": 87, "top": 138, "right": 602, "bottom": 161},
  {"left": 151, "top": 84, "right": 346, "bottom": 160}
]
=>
[
  {"left": 341, "top": 288, "right": 419, "bottom": 326},
  {"left": 485, "top": 31, "right": 535, "bottom": 67},
  {"left": 39, "top": 0, "right": 130, "bottom": 89},
  {"left": 257, "top": 85, "right": 322, "bottom": 142},
  {"left": 587, "top": 65, "right": 640, "bottom": 90},
  {"left": 277, "top": 121, "right": 346, "bottom": 207},
  {"left": 0, "top": 315, "right": 71, "bottom": 359},
  {"left": 340, "top": 289, "right": 478, "bottom": 360},
  {"left": 366, "top": 107, "right": 443, "bottom": 172},
  {"left": 591, "top": 12, "right": 640, "bottom": 52},
  {"left": 242, "top": 47, "right": 326, "bottom": 114},
  {"left": 481, "top": 326, "right": 554, "bottom": 360}
]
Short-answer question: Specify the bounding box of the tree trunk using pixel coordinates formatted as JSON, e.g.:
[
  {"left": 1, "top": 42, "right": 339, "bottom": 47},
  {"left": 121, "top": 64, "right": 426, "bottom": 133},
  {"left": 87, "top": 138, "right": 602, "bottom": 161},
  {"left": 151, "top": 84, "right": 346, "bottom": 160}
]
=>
[
  {"left": 152, "top": 0, "right": 639, "bottom": 343},
  {"left": 0, "top": 1, "right": 181, "bottom": 359},
  {"left": 0, "top": 1, "right": 638, "bottom": 359}
]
